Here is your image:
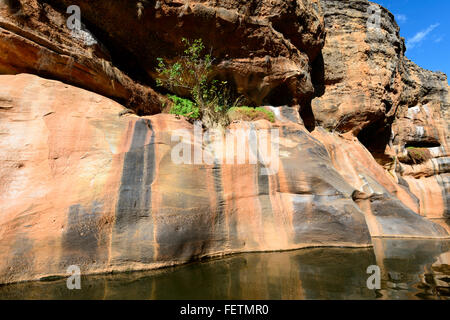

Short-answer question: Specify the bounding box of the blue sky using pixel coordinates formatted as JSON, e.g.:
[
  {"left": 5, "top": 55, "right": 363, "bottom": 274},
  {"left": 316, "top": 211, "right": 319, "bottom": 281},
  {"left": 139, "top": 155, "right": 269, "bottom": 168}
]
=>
[{"left": 373, "top": 0, "right": 449, "bottom": 81}]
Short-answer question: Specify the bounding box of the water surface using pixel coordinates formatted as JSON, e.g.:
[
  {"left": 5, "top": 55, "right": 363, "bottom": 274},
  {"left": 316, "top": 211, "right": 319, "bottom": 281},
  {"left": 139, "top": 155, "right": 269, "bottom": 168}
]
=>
[{"left": 1, "top": 239, "right": 449, "bottom": 299}]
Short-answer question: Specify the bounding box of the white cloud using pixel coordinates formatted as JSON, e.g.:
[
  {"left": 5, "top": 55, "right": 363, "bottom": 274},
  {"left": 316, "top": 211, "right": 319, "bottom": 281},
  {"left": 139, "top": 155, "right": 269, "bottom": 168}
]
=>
[
  {"left": 406, "top": 23, "right": 440, "bottom": 49},
  {"left": 396, "top": 14, "right": 407, "bottom": 23},
  {"left": 434, "top": 36, "right": 444, "bottom": 43}
]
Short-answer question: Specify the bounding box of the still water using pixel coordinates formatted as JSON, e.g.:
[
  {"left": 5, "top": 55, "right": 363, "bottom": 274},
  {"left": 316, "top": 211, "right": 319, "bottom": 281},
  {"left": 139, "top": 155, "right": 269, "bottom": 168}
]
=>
[{"left": 0, "top": 239, "right": 449, "bottom": 300}]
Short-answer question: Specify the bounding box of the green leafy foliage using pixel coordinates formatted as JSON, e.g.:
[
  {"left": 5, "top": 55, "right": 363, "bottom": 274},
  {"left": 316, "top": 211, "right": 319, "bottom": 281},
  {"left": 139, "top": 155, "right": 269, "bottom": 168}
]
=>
[
  {"left": 228, "top": 106, "right": 275, "bottom": 123},
  {"left": 168, "top": 94, "right": 200, "bottom": 119},
  {"left": 156, "top": 38, "right": 242, "bottom": 128},
  {"left": 156, "top": 38, "right": 213, "bottom": 99},
  {"left": 406, "top": 147, "right": 432, "bottom": 164}
]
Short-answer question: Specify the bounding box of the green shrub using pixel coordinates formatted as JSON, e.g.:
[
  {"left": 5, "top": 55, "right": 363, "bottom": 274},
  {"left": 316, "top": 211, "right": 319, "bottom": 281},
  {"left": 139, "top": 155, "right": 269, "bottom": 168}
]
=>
[
  {"left": 228, "top": 106, "right": 275, "bottom": 123},
  {"left": 156, "top": 38, "right": 241, "bottom": 129},
  {"left": 168, "top": 94, "right": 200, "bottom": 119},
  {"left": 256, "top": 107, "right": 275, "bottom": 123},
  {"left": 406, "top": 147, "right": 432, "bottom": 164}
]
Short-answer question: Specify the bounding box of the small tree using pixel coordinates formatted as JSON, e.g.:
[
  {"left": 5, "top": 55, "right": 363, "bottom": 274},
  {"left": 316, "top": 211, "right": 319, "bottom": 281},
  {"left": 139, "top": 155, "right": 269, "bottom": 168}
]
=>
[{"left": 156, "top": 38, "right": 239, "bottom": 129}]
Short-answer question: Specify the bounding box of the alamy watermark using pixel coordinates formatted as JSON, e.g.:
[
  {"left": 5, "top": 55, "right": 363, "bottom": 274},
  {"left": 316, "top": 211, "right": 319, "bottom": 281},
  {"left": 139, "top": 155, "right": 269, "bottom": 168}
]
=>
[
  {"left": 66, "top": 265, "right": 81, "bottom": 290},
  {"left": 366, "top": 265, "right": 381, "bottom": 290},
  {"left": 66, "top": 5, "right": 97, "bottom": 46},
  {"left": 367, "top": 4, "right": 382, "bottom": 31},
  {"left": 171, "top": 121, "right": 280, "bottom": 175}
]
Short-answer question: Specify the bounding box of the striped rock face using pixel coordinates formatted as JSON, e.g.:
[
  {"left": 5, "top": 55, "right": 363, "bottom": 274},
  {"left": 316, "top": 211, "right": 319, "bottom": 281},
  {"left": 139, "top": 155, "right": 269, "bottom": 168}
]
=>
[
  {"left": 312, "top": 129, "right": 450, "bottom": 238},
  {"left": 312, "top": 0, "right": 450, "bottom": 228},
  {"left": 0, "top": 74, "right": 448, "bottom": 284}
]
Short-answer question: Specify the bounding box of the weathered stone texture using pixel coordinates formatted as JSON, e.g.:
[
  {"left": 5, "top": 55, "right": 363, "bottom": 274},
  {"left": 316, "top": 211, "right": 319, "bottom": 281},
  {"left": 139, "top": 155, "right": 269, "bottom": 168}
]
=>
[{"left": 0, "top": 0, "right": 449, "bottom": 284}]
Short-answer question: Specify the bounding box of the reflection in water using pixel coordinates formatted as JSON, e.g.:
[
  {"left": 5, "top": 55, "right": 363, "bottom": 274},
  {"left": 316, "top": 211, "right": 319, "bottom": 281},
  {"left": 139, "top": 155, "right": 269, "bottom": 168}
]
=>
[
  {"left": 0, "top": 239, "right": 449, "bottom": 300},
  {"left": 373, "top": 239, "right": 450, "bottom": 300}
]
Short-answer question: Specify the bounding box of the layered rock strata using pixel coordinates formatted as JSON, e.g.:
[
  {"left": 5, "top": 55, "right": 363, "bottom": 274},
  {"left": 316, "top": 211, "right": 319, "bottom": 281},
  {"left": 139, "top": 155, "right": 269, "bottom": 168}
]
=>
[
  {"left": 312, "top": 0, "right": 450, "bottom": 226},
  {"left": 0, "top": 0, "right": 449, "bottom": 284}
]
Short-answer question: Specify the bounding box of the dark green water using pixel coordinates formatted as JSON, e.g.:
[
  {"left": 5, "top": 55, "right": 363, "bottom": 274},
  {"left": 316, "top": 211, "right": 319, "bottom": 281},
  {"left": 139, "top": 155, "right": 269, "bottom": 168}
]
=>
[{"left": 1, "top": 239, "right": 449, "bottom": 300}]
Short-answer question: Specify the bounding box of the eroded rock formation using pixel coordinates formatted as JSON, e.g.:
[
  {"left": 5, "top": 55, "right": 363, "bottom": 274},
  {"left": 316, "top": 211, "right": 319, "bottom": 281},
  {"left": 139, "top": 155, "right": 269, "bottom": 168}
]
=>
[
  {"left": 312, "top": 0, "right": 449, "bottom": 227},
  {"left": 0, "top": 0, "right": 449, "bottom": 284},
  {"left": 0, "top": 0, "right": 163, "bottom": 114}
]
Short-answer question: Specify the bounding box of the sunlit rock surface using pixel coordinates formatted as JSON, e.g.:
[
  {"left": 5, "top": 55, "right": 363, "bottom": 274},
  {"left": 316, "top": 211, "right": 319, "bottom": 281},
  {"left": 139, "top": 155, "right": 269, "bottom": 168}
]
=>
[
  {"left": 312, "top": 0, "right": 450, "bottom": 226},
  {"left": 0, "top": 74, "right": 374, "bottom": 284},
  {"left": 0, "top": 0, "right": 449, "bottom": 284}
]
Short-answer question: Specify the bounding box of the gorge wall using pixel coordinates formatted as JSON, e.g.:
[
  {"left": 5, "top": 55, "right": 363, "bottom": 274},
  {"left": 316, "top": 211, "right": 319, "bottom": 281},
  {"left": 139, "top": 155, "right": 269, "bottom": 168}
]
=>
[{"left": 0, "top": 0, "right": 449, "bottom": 284}]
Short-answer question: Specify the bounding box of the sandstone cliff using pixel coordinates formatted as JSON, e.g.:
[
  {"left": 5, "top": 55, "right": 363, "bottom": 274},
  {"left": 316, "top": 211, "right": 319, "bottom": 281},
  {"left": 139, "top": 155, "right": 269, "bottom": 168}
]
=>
[
  {"left": 312, "top": 0, "right": 449, "bottom": 227},
  {"left": 0, "top": 0, "right": 449, "bottom": 284}
]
